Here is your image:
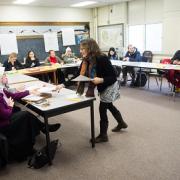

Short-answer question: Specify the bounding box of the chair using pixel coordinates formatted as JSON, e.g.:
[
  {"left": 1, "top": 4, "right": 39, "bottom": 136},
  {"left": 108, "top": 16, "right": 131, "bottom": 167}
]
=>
[
  {"left": 142, "top": 51, "right": 153, "bottom": 62},
  {"left": 147, "top": 58, "right": 171, "bottom": 91}
]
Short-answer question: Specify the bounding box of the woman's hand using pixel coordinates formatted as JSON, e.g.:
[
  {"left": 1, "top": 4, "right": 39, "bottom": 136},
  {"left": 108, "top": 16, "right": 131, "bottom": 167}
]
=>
[
  {"left": 56, "top": 84, "right": 65, "bottom": 92},
  {"left": 16, "top": 85, "right": 25, "bottom": 92},
  {"left": 173, "top": 60, "right": 178, "bottom": 65},
  {"left": 7, "top": 97, "right": 14, "bottom": 107},
  {"left": 92, "top": 77, "right": 104, "bottom": 85}
]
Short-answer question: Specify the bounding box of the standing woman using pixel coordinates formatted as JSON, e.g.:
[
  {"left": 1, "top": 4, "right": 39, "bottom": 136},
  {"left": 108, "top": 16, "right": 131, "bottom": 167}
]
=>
[
  {"left": 77, "top": 39, "right": 128, "bottom": 143},
  {"left": 25, "top": 50, "right": 40, "bottom": 68},
  {"left": 3, "top": 52, "right": 24, "bottom": 71}
]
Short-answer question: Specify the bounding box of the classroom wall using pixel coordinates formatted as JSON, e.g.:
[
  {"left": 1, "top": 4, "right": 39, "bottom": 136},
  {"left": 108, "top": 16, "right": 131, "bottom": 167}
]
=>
[
  {"left": 95, "top": 0, "right": 180, "bottom": 62},
  {"left": 0, "top": 5, "right": 94, "bottom": 37},
  {"left": 128, "top": 0, "right": 163, "bottom": 25},
  {"left": 129, "top": 0, "right": 180, "bottom": 55},
  {"left": 163, "top": 0, "right": 180, "bottom": 54}
]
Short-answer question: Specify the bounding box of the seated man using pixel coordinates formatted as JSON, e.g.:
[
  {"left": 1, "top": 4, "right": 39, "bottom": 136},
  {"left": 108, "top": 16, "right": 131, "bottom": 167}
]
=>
[
  {"left": 121, "top": 45, "right": 141, "bottom": 86},
  {"left": 166, "top": 50, "right": 180, "bottom": 92}
]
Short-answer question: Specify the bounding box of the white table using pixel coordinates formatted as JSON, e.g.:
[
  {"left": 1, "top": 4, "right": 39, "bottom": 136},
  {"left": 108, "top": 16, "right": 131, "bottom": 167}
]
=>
[
  {"left": 14, "top": 80, "right": 96, "bottom": 165},
  {"left": 6, "top": 73, "right": 38, "bottom": 85}
]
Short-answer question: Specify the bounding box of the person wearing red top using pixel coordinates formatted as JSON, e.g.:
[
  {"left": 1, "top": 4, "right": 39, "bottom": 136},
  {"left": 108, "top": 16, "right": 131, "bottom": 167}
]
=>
[
  {"left": 45, "top": 50, "right": 65, "bottom": 84},
  {"left": 166, "top": 50, "right": 180, "bottom": 91}
]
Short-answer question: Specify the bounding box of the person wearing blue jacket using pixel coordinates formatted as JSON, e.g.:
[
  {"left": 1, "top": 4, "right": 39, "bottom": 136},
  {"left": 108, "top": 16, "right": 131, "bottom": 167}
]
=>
[{"left": 121, "top": 45, "right": 141, "bottom": 86}]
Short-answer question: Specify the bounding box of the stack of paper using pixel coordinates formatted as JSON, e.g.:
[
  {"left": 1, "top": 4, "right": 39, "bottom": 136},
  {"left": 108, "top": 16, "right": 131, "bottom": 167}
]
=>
[{"left": 22, "top": 94, "right": 44, "bottom": 102}]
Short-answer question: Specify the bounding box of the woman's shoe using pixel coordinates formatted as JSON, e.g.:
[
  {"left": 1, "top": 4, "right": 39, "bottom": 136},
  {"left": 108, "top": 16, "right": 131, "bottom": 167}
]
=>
[
  {"left": 41, "top": 123, "right": 61, "bottom": 134},
  {"left": 94, "top": 134, "right": 108, "bottom": 143},
  {"left": 112, "top": 123, "right": 128, "bottom": 132}
]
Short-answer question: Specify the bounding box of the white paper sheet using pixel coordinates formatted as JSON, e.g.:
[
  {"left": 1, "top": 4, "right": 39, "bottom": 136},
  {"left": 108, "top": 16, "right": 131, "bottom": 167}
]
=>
[
  {"left": 22, "top": 94, "right": 44, "bottom": 102},
  {"left": 37, "top": 86, "right": 56, "bottom": 93},
  {"left": 62, "top": 28, "right": 75, "bottom": 46},
  {"left": 0, "top": 67, "right": 5, "bottom": 76},
  {"left": 0, "top": 33, "right": 18, "bottom": 55},
  {"left": 72, "top": 75, "right": 93, "bottom": 82},
  {"left": 43, "top": 32, "right": 59, "bottom": 52}
]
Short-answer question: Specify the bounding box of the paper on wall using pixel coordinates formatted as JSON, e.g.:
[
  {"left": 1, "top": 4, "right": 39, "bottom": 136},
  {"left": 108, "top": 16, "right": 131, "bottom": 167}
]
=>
[
  {"left": 43, "top": 32, "right": 59, "bottom": 52},
  {"left": 0, "top": 33, "right": 18, "bottom": 55},
  {"left": 62, "top": 28, "right": 75, "bottom": 46}
]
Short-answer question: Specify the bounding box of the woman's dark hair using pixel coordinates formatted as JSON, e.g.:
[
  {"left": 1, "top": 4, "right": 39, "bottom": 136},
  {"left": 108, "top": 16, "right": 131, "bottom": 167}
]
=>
[
  {"left": 26, "top": 50, "right": 37, "bottom": 60},
  {"left": 108, "top": 47, "right": 117, "bottom": 58},
  {"left": 80, "top": 38, "right": 102, "bottom": 59}
]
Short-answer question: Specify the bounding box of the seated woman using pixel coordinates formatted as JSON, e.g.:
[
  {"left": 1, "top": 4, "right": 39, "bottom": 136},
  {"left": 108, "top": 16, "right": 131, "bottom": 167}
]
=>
[
  {"left": 45, "top": 50, "right": 65, "bottom": 84},
  {"left": 62, "top": 47, "right": 78, "bottom": 64},
  {"left": 25, "top": 50, "right": 48, "bottom": 82},
  {"left": 166, "top": 50, "right": 180, "bottom": 91},
  {"left": 0, "top": 74, "right": 60, "bottom": 161},
  {"left": 108, "top": 47, "right": 118, "bottom": 60},
  {"left": 61, "top": 47, "right": 79, "bottom": 80},
  {"left": 25, "top": 50, "right": 40, "bottom": 68},
  {"left": 3, "top": 52, "right": 24, "bottom": 71},
  {"left": 108, "top": 47, "right": 121, "bottom": 77}
]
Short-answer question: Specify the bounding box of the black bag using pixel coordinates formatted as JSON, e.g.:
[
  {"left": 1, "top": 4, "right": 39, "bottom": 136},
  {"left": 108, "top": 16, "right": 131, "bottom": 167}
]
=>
[
  {"left": 134, "top": 72, "right": 147, "bottom": 87},
  {"left": 28, "top": 139, "right": 59, "bottom": 169},
  {"left": 0, "top": 133, "right": 8, "bottom": 169}
]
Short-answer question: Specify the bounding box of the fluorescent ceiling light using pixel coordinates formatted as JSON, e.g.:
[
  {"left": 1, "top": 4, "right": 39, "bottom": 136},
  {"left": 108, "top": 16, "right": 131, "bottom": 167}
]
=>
[
  {"left": 71, "top": 1, "right": 97, "bottom": 7},
  {"left": 13, "top": 0, "right": 35, "bottom": 4}
]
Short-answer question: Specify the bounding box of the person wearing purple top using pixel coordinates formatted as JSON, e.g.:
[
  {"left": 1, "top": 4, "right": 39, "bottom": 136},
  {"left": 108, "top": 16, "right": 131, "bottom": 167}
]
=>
[{"left": 0, "top": 74, "right": 60, "bottom": 161}]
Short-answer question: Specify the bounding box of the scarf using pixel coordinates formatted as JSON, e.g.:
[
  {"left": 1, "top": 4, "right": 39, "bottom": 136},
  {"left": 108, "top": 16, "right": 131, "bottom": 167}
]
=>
[
  {"left": 77, "top": 56, "right": 97, "bottom": 97},
  {"left": 50, "top": 56, "right": 57, "bottom": 63}
]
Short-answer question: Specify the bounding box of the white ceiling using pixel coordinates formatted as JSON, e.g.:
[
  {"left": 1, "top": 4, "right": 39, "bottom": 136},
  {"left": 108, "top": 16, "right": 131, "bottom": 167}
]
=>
[{"left": 0, "top": 0, "right": 132, "bottom": 8}]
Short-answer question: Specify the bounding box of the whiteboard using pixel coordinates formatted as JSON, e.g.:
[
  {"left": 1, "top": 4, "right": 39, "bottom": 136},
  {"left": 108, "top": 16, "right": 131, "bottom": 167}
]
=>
[
  {"left": 98, "top": 24, "right": 124, "bottom": 51},
  {"left": 0, "top": 33, "right": 18, "bottom": 55}
]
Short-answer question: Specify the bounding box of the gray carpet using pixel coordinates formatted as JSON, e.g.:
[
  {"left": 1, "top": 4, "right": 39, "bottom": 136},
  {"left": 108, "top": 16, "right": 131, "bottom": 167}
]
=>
[{"left": 1, "top": 80, "right": 180, "bottom": 180}]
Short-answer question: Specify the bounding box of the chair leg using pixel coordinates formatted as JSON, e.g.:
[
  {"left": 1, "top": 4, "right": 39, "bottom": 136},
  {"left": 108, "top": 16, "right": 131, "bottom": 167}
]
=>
[
  {"left": 148, "top": 75, "right": 150, "bottom": 89},
  {"left": 160, "top": 76, "right": 163, "bottom": 91},
  {"left": 155, "top": 77, "right": 159, "bottom": 87}
]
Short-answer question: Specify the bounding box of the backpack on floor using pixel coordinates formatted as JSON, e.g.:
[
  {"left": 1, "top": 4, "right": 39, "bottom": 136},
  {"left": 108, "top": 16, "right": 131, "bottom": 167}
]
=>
[
  {"left": 28, "top": 139, "right": 59, "bottom": 169},
  {"left": 134, "top": 72, "right": 147, "bottom": 87}
]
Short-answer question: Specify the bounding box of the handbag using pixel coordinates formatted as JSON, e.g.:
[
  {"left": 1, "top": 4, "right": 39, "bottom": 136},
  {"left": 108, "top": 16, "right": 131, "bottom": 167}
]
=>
[
  {"left": 100, "top": 81, "right": 120, "bottom": 103},
  {"left": 28, "top": 139, "right": 59, "bottom": 169}
]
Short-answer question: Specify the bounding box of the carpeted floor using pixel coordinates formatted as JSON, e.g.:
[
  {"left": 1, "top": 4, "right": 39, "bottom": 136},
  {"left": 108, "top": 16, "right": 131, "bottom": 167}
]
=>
[{"left": 1, "top": 79, "right": 180, "bottom": 180}]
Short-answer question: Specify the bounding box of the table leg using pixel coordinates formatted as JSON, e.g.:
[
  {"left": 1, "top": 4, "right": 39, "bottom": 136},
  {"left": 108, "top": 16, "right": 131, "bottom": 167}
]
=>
[
  {"left": 173, "top": 70, "right": 176, "bottom": 101},
  {"left": 139, "top": 67, "right": 142, "bottom": 86},
  {"left": 44, "top": 116, "right": 52, "bottom": 165},
  {"left": 53, "top": 71, "right": 57, "bottom": 85},
  {"left": 90, "top": 102, "right": 95, "bottom": 148}
]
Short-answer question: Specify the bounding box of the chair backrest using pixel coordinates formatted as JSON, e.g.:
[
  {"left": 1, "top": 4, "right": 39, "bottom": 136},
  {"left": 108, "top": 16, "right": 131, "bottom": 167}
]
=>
[
  {"left": 142, "top": 51, "right": 153, "bottom": 62},
  {"left": 160, "top": 58, "right": 171, "bottom": 64}
]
